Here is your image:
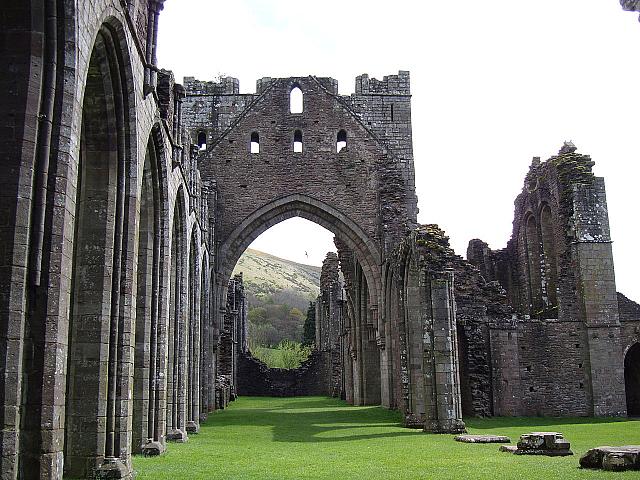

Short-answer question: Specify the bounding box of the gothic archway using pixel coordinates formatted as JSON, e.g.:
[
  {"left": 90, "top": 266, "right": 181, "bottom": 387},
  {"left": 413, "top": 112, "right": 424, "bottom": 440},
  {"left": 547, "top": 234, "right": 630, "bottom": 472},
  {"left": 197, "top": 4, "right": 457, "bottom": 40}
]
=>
[
  {"left": 132, "top": 126, "right": 170, "bottom": 456},
  {"left": 166, "top": 187, "right": 189, "bottom": 442},
  {"left": 625, "top": 343, "right": 640, "bottom": 416},
  {"left": 217, "top": 195, "right": 384, "bottom": 405},
  {"left": 218, "top": 194, "right": 382, "bottom": 302},
  {"left": 64, "top": 19, "right": 136, "bottom": 479}
]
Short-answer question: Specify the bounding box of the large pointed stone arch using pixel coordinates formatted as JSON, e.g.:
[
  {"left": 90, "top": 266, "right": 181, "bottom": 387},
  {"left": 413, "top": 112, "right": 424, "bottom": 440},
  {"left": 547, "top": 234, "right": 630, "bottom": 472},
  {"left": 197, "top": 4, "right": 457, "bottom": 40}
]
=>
[
  {"left": 132, "top": 123, "right": 171, "bottom": 457},
  {"left": 64, "top": 16, "right": 140, "bottom": 479},
  {"left": 218, "top": 193, "right": 383, "bottom": 304}
]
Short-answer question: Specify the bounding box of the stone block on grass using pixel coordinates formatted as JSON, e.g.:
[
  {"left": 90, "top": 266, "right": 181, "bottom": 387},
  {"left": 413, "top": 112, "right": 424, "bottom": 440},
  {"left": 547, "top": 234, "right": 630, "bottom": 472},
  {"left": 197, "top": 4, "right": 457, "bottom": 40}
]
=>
[
  {"left": 580, "top": 446, "right": 640, "bottom": 472},
  {"left": 455, "top": 434, "right": 511, "bottom": 443},
  {"left": 500, "top": 432, "right": 573, "bottom": 456}
]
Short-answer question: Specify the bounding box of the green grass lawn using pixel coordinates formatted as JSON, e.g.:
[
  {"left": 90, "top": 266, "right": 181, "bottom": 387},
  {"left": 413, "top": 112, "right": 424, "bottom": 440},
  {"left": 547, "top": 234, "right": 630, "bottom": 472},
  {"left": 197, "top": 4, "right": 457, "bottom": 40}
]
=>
[{"left": 132, "top": 396, "right": 640, "bottom": 479}]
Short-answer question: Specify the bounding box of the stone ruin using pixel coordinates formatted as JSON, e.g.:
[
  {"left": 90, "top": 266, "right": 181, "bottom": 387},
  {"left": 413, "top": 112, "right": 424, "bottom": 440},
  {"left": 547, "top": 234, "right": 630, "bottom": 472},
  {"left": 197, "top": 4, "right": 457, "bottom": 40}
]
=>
[
  {"left": 455, "top": 435, "right": 511, "bottom": 444},
  {"left": 500, "top": 432, "right": 573, "bottom": 456},
  {"left": 1, "top": 1, "right": 640, "bottom": 479},
  {"left": 580, "top": 445, "right": 640, "bottom": 472},
  {"left": 237, "top": 252, "right": 352, "bottom": 399}
]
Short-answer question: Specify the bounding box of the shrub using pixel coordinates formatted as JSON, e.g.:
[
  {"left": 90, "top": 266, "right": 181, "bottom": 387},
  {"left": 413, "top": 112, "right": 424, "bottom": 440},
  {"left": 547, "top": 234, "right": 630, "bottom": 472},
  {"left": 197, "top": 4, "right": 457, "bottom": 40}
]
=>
[{"left": 251, "top": 340, "right": 312, "bottom": 369}]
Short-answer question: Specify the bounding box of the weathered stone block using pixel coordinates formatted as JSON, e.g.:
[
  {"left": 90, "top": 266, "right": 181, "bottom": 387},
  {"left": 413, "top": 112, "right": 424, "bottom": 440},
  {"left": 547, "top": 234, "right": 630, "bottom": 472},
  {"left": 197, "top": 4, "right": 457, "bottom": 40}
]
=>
[
  {"left": 501, "top": 432, "right": 573, "bottom": 456},
  {"left": 141, "top": 440, "right": 165, "bottom": 457},
  {"left": 95, "top": 457, "right": 130, "bottom": 479},
  {"left": 580, "top": 446, "right": 640, "bottom": 472},
  {"left": 455, "top": 434, "right": 511, "bottom": 443}
]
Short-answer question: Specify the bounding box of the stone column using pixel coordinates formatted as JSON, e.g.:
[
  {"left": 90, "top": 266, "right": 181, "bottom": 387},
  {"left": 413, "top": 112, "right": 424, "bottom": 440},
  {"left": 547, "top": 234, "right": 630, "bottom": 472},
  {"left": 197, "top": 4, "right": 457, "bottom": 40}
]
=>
[
  {"left": 423, "top": 269, "right": 466, "bottom": 434},
  {"left": 186, "top": 251, "right": 200, "bottom": 434},
  {"left": 573, "top": 180, "right": 626, "bottom": 416},
  {"left": 143, "top": 0, "right": 163, "bottom": 95}
]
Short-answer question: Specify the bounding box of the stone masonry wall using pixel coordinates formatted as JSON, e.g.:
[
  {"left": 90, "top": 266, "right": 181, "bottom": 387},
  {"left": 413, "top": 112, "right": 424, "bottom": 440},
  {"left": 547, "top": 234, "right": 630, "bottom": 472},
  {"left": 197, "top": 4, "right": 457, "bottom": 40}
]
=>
[
  {"left": 468, "top": 143, "right": 638, "bottom": 417},
  {"left": 0, "top": 1, "right": 222, "bottom": 478},
  {"left": 181, "top": 74, "right": 418, "bottom": 262},
  {"left": 237, "top": 352, "right": 332, "bottom": 397},
  {"left": 490, "top": 320, "right": 592, "bottom": 416},
  {"left": 316, "top": 252, "right": 344, "bottom": 397},
  {"left": 4, "top": 4, "right": 640, "bottom": 479},
  {"left": 403, "top": 225, "right": 512, "bottom": 418}
]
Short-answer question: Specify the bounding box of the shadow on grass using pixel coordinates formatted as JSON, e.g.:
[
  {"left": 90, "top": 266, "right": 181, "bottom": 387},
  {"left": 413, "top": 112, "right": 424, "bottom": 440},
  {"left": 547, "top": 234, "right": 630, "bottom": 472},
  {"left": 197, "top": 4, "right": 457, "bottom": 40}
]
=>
[
  {"left": 201, "top": 396, "right": 416, "bottom": 444},
  {"left": 203, "top": 396, "right": 640, "bottom": 446},
  {"left": 464, "top": 416, "right": 635, "bottom": 430}
]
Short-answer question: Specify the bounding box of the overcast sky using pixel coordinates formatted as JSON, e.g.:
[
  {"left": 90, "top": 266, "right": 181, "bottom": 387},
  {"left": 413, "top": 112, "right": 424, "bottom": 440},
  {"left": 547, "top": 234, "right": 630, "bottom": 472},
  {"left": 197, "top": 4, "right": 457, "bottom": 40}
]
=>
[{"left": 158, "top": 0, "right": 640, "bottom": 300}]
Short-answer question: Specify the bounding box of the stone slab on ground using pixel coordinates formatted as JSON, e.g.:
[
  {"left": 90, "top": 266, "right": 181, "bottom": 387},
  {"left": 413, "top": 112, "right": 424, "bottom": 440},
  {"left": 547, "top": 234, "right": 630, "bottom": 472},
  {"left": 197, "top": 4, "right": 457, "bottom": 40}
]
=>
[
  {"left": 455, "top": 434, "right": 511, "bottom": 443},
  {"left": 580, "top": 446, "right": 640, "bottom": 472},
  {"left": 500, "top": 445, "right": 518, "bottom": 453},
  {"left": 500, "top": 432, "right": 573, "bottom": 456}
]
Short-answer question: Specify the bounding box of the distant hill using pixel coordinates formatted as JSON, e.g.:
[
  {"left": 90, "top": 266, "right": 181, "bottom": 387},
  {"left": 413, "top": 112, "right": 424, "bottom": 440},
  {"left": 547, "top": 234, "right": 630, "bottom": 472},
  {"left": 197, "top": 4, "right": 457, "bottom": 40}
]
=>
[
  {"left": 232, "top": 249, "right": 321, "bottom": 346},
  {"left": 233, "top": 248, "right": 321, "bottom": 311}
]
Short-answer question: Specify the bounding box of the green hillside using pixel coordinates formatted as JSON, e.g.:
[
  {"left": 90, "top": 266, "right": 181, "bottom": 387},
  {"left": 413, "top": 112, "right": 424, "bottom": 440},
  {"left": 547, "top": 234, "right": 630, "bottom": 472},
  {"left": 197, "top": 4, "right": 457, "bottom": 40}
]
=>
[
  {"left": 233, "top": 248, "right": 320, "bottom": 310},
  {"left": 232, "top": 249, "right": 321, "bottom": 347}
]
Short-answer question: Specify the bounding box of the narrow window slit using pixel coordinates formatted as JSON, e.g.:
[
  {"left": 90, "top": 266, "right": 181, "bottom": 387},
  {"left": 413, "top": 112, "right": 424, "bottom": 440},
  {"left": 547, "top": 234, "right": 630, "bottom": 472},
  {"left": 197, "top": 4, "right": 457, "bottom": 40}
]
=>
[
  {"left": 197, "top": 131, "right": 207, "bottom": 150},
  {"left": 293, "top": 130, "right": 303, "bottom": 153},
  {"left": 290, "top": 85, "right": 303, "bottom": 113},
  {"left": 337, "top": 130, "right": 347, "bottom": 153},
  {"left": 250, "top": 132, "right": 260, "bottom": 154}
]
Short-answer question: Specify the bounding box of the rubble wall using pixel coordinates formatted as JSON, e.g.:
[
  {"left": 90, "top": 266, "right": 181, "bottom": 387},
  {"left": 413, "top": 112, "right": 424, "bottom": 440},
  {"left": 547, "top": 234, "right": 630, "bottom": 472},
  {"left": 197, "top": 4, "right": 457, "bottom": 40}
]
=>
[{"left": 237, "top": 352, "right": 332, "bottom": 397}]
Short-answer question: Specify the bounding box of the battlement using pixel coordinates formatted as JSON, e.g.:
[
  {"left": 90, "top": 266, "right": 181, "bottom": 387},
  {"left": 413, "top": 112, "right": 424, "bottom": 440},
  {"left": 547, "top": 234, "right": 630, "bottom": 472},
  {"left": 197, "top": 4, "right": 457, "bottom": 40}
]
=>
[
  {"left": 184, "top": 76, "right": 240, "bottom": 95},
  {"left": 355, "top": 71, "right": 410, "bottom": 95},
  {"left": 184, "top": 74, "right": 413, "bottom": 97}
]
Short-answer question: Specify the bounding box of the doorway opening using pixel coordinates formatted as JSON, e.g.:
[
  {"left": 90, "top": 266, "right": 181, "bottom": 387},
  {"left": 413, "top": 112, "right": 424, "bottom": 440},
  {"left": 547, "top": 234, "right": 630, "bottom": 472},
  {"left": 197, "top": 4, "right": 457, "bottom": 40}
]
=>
[
  {"left": 232, "top": 217, "right": 336, "bottom": 369},
  {"left": 625, "top": 343, "right": 640, "bottom": 416}
]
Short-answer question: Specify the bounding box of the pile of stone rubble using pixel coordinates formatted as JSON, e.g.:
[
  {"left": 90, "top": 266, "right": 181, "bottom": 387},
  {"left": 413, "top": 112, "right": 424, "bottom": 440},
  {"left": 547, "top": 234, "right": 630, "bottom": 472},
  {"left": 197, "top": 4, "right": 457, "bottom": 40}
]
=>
[{"left": 454, "top": 431, "right": 640, "bottom": 472}]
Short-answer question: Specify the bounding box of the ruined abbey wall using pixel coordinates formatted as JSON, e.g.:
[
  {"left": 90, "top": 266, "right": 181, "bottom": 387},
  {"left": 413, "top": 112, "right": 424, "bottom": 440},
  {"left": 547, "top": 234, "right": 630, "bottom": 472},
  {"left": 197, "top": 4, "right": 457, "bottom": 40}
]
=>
[
  {"left": 178, "top": 70, "right": 430, "bottom": 416},
  {"left": 181, "top": 73, "right": 418, "bottom": 272},
  {"left": 315, "top": 253, "right": 344, "bottom": 397},
  {"left": 2, "top": 1, "right": 640, "bottom": 479},
  {"left": 0, "top": 2, "right": 223, "bottom": 478},
  {"left": 467, "top": 144, "right": 639, "bottom": 417},
  {"left": 237, "top": 352, "right": 333, "bottom": 397}
]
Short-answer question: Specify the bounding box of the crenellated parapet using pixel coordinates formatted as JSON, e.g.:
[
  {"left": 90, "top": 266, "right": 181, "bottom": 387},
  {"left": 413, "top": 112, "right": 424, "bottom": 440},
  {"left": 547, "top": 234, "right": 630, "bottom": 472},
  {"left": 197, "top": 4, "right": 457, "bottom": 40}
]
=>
[
  {"left": 354, "top": 71, "right": 411, "bottom": 96},
  {"left": 180, "top": 73, "right": 418, "bottom": 254}
]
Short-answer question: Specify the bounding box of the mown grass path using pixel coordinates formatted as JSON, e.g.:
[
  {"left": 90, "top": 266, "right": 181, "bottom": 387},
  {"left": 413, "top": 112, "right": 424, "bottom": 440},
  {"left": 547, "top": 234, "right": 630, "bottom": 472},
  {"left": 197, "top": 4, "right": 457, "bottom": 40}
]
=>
[{"left": 133, "top": 396, "right": 640, "bottom": 479}]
